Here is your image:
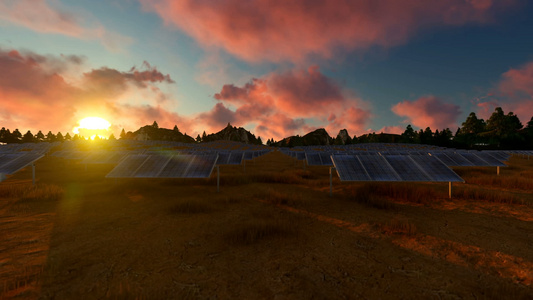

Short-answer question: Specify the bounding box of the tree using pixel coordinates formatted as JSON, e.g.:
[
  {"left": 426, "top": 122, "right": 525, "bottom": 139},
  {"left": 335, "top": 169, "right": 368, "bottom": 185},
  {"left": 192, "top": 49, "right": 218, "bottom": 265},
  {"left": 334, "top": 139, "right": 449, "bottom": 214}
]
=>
[
  {"left": 12, "top": 129, "right": 22, "bottom": 142},
  {"left": 173, "top": 125, "right": 180, "bottom": 133},
  {"left": 56, "top": 132, "right": 64, "bottom": 142},
  {"left": 64, "top": 132, "right": 72, "bottom": 140},
  {"left": 120, "top": 128, "right": 127, "bottom": 140},
  {"left": 109, "top": 133, "right": 116, "bottom": 140},
  {"left": 257, "top": 136, "right": 263, "bottom": 145},
  {"left": 400, "top": 125, "right": 419, "bottom": 143},
  {"left": 196, "top": 134, "right": 202, "bottom": 142},
  {"left": 22, "top": 130, "right": 35, "bottom": 143},
  {"left": 202, "top": 131, "right": 207, "bottom": 141},
  {"left": 152, "top": 121, "right": 159, "bottom": 129},
  {"left": 486, "top": 107, "right": 523, "bottom": 147},
  {"left": 35, "top": 130, "right": 45, "bottom": 142},
  {"left": 460, "top": 112, "right": 485, "bottom": 135},
  {"left": 46, "top": 131, "right": 56, "bottom": 142}
]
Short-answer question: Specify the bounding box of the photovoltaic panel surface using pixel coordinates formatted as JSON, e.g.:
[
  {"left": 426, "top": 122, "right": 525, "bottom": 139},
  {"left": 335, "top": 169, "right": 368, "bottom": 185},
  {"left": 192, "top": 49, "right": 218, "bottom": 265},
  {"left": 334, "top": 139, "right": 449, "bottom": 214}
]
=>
[
  {"left": 184, "top": 154, "right": 218, "bottom": 178},
  {"left": 319, "top": 153, "right": 333, "bottom": 166},
  {"left": 475, "top": 152, "right": 507, "bottom": 166},
  {"left": 106, "top": 155, "right": 149, "bottom": 178},
  {"left": 358, "top": 155, "right": 401, "bottom": 181},
  {"left": 384, "top": 155, "right": 432, "bottom": 181},
  {"left": 432, "top": 153, "right": 458, "bottom": 166},
  {"left": 0, "top": 153, "right": 44, "bottom": 175},
  {"left": 460, "top": 153, "right": 491, "bottom": 166},
  {"left": 442, "top": 153, "right": 474, "bottom": 166},
  {"left": 331, "top": 155, "right": 371, "bottom": 181},
  {"left": 305, "top": 153, "right": 322, "bottom": 166},
  {"left": 134, "top": 155, "right": 171, "bottom": 178},
  {"left": 158, "top": 155, "right": 192, "bottom": 178},
  {"left": 216, "top": 153, "right": 230, "bottom": 165},
  {"left": 410, "top": 155, "right": 464, "bottom": 182},
  {"left": 243, "top": 152, "right": 254, "bottom": 160},
  {"left": 228, "top": 152, "right": 244, "bottom": 165}
]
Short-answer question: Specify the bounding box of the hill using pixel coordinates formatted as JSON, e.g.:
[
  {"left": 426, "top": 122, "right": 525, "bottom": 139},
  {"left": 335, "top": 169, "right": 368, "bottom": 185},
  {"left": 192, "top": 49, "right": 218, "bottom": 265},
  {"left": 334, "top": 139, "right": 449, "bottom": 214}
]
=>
[{"left": 202, "top": 123, "right": 262, "bottom": 145}]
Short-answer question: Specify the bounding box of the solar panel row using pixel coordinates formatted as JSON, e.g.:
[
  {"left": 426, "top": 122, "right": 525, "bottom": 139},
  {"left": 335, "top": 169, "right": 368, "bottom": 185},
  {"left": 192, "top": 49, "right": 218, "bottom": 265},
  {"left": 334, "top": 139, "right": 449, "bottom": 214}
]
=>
[
  {"left": 0, "top": 153, "right": 44, "bottom": 175},
  {"left": 331, "top": 154, "right": 464, "bottom": 182},
  {"left": 105, "top": 154, "right": 218, "bottom": 179}
]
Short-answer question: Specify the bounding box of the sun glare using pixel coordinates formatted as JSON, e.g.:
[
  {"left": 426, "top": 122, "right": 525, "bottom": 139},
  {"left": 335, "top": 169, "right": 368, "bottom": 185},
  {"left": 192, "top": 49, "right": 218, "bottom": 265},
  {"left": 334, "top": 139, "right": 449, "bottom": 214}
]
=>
[{"left": 73, "top": 117, "right": 112, "bottom": 140}]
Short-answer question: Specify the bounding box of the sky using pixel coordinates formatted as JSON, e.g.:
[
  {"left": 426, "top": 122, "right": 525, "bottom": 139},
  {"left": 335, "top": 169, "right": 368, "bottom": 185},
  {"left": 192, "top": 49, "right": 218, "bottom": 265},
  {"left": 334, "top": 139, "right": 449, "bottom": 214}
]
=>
[{"left": 1, "top": 0, "right": 533, "bottom": 141}]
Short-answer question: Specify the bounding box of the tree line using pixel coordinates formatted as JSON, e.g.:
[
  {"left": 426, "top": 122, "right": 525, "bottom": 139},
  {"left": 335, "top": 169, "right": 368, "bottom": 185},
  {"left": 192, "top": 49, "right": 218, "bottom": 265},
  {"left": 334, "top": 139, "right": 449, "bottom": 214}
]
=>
[{"left": 1, "top": 107, "right": 532, "bottom": 149}]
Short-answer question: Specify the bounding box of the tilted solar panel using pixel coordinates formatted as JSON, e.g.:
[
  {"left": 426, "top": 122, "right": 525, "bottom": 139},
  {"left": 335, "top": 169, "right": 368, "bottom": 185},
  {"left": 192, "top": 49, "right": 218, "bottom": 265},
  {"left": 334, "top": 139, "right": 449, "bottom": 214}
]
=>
[
  {"left": 331, "top": 155, "right": 371, "bottom": 181},
  {"left": 319, "top": 153, "right": 333, "bottom": 166},
  {"left": 184, "top": 154, "right": 218, "bottom": 178},
  {"left": 305, "top": 153, "right": 322, "bottom": 166},
  {"left": 460, "top": 153, "right": 491, "bottom": 166},
  {"left": 228, "top": 152, "right": 244, "bottom": 165},
  {"left": 216, "top": 152, "right": 230, "bottom": 165},
  {"left": 384, "top": 155, "right": 432, "bottom": 181},
  {"left": 243, "top": 152, "right": 254, "bottom": 160},
  {"left": 134, "top": 155, "right": 171, "bottom": 178},
  {"left": 158, "top": 155, "right": 192, "bottom": 178},
  {"left": 432, "top": 153, "right": 458, "bottom": 166},
  {"left": 474, "top": 152, "right": 506, "bottom": 166},
  {"left": 296, "top": 152, "right": 306, "bottom": 160},
  {"left": 106, "top": 155, "right": 149, "bottom": 178},
  {"left": 410, "top": 155, "right": 463, "bottom": 182},
  {"left": 442, "top": 153, "right": 474, "bottom": 166},
  {"left": 357, "top": 155, "right": 401, "bottom": 181},
  {"left": 0, "top": 153, "right": 44, "bottom": 175}
]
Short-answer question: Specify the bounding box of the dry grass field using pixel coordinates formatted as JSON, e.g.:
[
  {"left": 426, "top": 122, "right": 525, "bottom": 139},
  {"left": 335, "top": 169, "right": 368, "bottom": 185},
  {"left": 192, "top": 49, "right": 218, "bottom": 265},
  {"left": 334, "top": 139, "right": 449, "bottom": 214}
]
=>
[{"left": 1, "top": 150, "right": 532, "bottom": 299}]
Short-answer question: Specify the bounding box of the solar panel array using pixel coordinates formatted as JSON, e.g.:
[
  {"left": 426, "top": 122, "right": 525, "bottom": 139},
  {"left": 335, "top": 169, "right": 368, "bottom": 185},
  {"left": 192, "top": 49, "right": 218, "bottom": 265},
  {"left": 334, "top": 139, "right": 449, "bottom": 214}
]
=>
[
  {"left": 432, "top": 151, "right": 507, "bottom": 167},
  {"left": 216, "top": 152, "right": 244, "bottom": 165},
  {"left": 331, "top": 154, "right": 463, "bottom": 182},
  {"left": 106, "top": 154, "right": 218, "bottom": 178},
  {"left": 305, "top": 152, "right": 334, "bottom": 166}
]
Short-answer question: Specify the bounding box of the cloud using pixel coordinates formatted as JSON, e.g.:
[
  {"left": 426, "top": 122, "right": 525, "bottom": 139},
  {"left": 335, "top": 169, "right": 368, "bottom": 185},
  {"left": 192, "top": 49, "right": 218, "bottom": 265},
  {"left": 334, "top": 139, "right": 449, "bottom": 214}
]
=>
[
  {"left": 392, "top": 96, "right": 462, "bottom": 130},
  {"left": 209, "top": 66, "right": 371, "bottom": 139},
  {"left": 0, "top": 48, "right": 182, "bottom": 136},
  {"left": 0, "top": 0, "right": 133, "bottom": 52},
  {"left": 141, "top": 0, "right": 515, "bottom": 62},
  {"left": 474, "top": 61, "right": 533, "bottom": 122}
]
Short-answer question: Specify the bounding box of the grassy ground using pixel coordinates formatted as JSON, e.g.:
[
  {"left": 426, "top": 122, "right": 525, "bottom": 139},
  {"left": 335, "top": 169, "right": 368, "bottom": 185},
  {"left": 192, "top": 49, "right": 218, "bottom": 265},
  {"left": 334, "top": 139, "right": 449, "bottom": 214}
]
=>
[{"left": 0, "top": 151, "right": 532, "bottom": 299}]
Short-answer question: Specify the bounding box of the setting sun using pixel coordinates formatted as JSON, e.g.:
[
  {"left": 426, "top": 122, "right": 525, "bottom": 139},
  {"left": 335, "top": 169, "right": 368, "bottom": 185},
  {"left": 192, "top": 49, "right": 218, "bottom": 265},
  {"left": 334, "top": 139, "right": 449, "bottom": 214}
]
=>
[{"left": 73, "top": 117, "right": 112, "bottom": 139}]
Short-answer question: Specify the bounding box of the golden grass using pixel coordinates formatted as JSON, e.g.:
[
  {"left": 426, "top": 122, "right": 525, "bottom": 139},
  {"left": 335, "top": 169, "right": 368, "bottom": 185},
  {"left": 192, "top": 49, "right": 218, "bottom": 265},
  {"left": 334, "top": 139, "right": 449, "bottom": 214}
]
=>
[
  {"left": 380, "top": 218, "right": 417, "bottom": 236},
  {"left": 0, "top": 183, "right": 63, "bottom": 201}
]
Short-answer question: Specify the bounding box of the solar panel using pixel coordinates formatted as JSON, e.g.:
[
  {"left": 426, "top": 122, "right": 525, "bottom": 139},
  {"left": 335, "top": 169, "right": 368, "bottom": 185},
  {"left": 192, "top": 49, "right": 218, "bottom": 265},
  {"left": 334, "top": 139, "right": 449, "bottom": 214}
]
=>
[
  {"left": 474, "top": 152, "right": 506, "bottom": 166},
  {"left": 432, "top": 153, "right": 458, "bottom": 166},
  {"left": 439, "top": 152, "right": 474, "bottom": 166},
  {"left": 331, "top": 155, "right": 371, "bottom": 181},
  {"left": 357, "top": 155, "right": 401, "bottom": 181},
  {"left": 228, "top": 152, "right": 244, "bottom": 165},
  {"left": 183, "top": 154, "right": 218, "bottom": 178},
  {"left": 106, "top": 155, "right": 149, "bottom": 178},
  {"left": 134, "top": 155, "right": 171, "bottom": 178},
  {"left": 410, "top": 155, "right": 463, "bottom": 182},
  {"left": 460, "top": 153, "right": 491, "bottom": 166},
  {"left": 216, "top": 152, "right": 230, "bottom": 165},
  {"left": 319, "top": 153, "right": 333, "bottom": 166},
  {"left": 243, "top": 152, "right": 254, "bottom": 160},
  {"left": 305, "top": 153, "right": 322, "bottom": 166},
  {"left": 384, "top": 155, "right": 432, "bottom": 181},
  {"left": 158, "top": 155, "right": 192, "bottom": 178},
  {"left": 0, "top": 153, "right": 44, "bottom": 175},
  {"left": 295, "top": 152, "right": 306, "bottom": 160}
]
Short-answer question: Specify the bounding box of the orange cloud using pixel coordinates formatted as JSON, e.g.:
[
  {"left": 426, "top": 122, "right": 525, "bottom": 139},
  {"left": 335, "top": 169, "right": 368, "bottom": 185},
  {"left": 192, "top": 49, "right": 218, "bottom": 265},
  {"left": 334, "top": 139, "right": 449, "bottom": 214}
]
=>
[
  {"left": 209, "top": 66, "right": 371, "bottom": 139},
  {"left": 392, "top": 96, "right": 462, "bottom": 130},
  {"left": 0, "top": 0, "right": 132, "bottom": 52},
  {"left": 141, "top": 0, "right": 514, "bottom": 62},
  {"left": 0, "top": 48, "right": 181, "bottom": 136}
]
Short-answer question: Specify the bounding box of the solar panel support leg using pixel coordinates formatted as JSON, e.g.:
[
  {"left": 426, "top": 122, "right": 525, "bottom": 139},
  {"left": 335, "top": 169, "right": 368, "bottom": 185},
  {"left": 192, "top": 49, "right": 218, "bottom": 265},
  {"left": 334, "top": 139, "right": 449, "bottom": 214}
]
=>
[
  {"left": 448, "top": 182, "right": 452, "bottom": 199},
  {"left": 497, "top": 166, "right": 500, "bottom": 176},
  {"left": 303, "top": 160, "right": 306, "bottom": 170},
  {"left": 217, "top": 166, "right": 220, "bottom": 193},
  {"left": 32, "top": 163, "right": 36, "bottom": 186},
  {"left": 329, "top": 167, "right": 335, "bottom": 197}
]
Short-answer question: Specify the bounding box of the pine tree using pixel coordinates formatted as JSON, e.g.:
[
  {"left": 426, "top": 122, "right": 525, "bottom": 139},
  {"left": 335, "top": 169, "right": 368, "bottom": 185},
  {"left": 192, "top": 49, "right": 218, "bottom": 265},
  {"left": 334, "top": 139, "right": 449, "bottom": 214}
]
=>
[
  {"left": 65, "top": 132, "right": 72, "bottom": 140},
  {"left": 120, "top": 128, "right": 126, "bottom": 140},
  {"left": 56, "top": 132, "right": 64, "bottom": 142},
  {"left": 35, "top": 130, "right": 45, "bottom": 142},
  {"left": 22, "top": 130, "right": 35, "bottom": 143}
]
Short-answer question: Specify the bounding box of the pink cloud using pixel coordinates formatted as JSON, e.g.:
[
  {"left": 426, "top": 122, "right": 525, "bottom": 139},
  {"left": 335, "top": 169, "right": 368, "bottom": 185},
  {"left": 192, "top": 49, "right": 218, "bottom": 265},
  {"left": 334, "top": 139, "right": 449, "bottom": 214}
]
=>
[
  {"left": 475, "top": 61, "right": 533, "bottom": 122},
  {"left": 141, "top": 0, "right": 515, "bottom": 62},
  {"left": 0, "top": 0, "right": 132, "bottom": 52},
  {"left": 392, "top": 96, "right": 462, "bottom": 130},
  {"left": 0, "top": 48, "right": 182, "bottom": 136},
  {"left": 210, "top": 66, "right": 371, "bottom": 139}
]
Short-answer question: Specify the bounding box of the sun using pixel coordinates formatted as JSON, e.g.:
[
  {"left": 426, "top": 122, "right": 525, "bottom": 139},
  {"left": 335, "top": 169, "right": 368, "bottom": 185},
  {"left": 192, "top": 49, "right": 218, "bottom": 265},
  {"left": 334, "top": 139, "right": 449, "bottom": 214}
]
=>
[{"left": 73, "top": 117, "right": 112, "bottom": 140}]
